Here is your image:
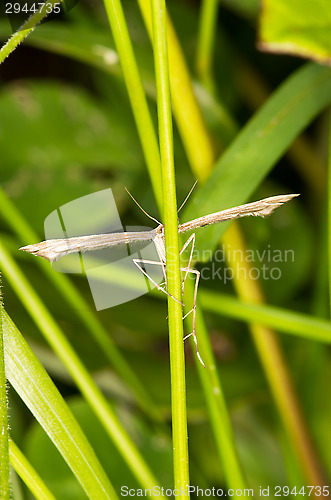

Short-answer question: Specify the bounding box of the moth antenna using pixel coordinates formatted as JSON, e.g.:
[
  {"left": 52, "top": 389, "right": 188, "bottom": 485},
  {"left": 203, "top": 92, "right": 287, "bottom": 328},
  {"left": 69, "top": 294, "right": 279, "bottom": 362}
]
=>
[
  {"left": 178, "top": 180, "right": 198, "bottom": 213},
  {"left": 125, "top": 188, "right": 161, "bottom": 225}
]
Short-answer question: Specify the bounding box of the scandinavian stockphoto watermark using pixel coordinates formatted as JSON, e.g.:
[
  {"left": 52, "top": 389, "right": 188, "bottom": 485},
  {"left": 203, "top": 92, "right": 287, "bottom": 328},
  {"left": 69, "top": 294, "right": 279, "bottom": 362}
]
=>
[
  {"left": 185, "top": 244, "right": 295, "bottom": 284},
  {"left": 20, "top": 188, "right": 298, "bottom": 314}
]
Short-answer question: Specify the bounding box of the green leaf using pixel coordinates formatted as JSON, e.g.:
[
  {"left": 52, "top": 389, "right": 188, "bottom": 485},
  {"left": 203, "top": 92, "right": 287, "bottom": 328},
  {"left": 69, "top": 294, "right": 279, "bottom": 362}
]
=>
[
  {"left": 258, "top": 0, "right": 331, "bottom": 64},
  {"left": 3, "top": 310, "right": 117, "bottom": 499}
]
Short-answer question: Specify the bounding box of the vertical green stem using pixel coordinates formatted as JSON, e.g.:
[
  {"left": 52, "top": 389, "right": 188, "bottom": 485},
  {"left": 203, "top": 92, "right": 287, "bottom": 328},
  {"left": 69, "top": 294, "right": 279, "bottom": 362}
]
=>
[
  {"left": 0, "top": 283, "right": 10, "bottom": 499},
  {"left": 151, "top": 0, "right": 190, "bottom": 493},
  {"left": 223, "top": 224, "right": 326, "bottom": 488}
]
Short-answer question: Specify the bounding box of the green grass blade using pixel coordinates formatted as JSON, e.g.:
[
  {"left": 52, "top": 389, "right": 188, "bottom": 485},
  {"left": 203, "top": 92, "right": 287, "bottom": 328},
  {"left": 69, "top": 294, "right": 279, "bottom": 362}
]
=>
[
  {"left": 9, "top": 440, "right": 57, "bottom": 500},
  {"left": 0, "top": 0, "right": 64, "bottom": 64},
  {"left": 0, "top": 286, "right": 10, "bottom": 499},
  {"left": 3, "top": 310, "right": 117, "bottom": 499},
  {"left": 200, "top": 290, "right": 331, "bottom": 343},
  {"left": 195, "top": 0, "right": 219, "bottom": 89}
]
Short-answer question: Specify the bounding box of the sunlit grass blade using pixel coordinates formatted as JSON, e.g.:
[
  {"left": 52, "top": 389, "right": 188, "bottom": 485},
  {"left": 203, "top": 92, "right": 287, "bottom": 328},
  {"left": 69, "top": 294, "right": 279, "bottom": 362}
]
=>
[
  {"left": 150, "top": 0, "right": 190, "bottom": 491},
  {"left": 3, "top": 310, "right": 117, "bottom": 499},
  {"left": 329, "top": 115, "right": 331, "bottom": 318},
  {"left": 0, "top": 286, "right": 10, "bottom": 500},
  {"left": 9, "top": 440, "right": 57, "bottom": 500}
]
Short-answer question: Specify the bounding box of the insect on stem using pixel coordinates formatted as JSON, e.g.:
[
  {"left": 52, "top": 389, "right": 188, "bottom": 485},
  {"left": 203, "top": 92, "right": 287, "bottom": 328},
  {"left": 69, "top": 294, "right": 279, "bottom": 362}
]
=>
[{"left": 20, "top": 192, "right": 299, "bottom": 366}]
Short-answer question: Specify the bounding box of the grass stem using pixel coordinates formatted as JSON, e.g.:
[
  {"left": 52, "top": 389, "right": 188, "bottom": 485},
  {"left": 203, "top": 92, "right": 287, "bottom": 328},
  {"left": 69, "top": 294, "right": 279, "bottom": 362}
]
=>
[{"left": 151, "top": 0, "right": 190, "bottom": 491}]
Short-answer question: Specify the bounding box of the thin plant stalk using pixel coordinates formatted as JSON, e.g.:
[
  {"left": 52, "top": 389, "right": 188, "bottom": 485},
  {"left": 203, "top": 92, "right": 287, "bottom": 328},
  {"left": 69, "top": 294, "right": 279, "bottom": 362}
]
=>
[{"left": 151, "top": 0, "right": 190, "bottom": 492}]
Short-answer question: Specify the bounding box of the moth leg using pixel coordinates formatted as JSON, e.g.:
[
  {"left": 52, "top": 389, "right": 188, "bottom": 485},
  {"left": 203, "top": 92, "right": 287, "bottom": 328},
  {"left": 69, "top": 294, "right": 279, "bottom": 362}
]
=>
[
  {"left": 181, "top": 267, "right": 204, "bottom": 367},
  {"left": 133, "top": 258, "right": 183, "bottom": 306},
  {"left": 179, "top": 233, "right": 196, "bottom": 295}
]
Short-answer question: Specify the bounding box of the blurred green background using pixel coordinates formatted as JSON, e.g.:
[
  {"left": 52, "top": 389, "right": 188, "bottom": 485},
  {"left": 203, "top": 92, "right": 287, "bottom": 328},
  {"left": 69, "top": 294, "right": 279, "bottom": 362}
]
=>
[{"left": 0, "top": 0, "right": 330, "bottom": 498}]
